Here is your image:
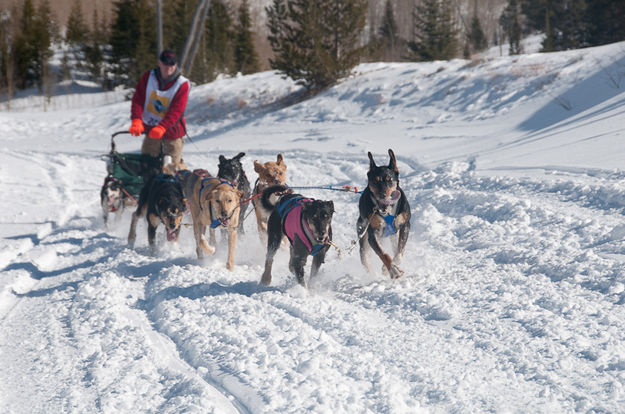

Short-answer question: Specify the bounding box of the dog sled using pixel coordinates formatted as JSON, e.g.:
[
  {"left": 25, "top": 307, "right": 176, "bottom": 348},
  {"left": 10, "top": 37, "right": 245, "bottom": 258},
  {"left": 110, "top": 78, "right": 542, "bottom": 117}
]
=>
[{"left": 102, "top": 130, "right": 165, "bottom": 201}]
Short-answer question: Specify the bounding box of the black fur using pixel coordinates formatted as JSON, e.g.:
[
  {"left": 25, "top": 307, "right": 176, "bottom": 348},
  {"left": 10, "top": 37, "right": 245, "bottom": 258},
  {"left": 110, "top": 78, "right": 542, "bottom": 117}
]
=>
[
  {"left": 218, "top": 152, "right": 251, "bottom": 234},
  {"left": 357, "top": 149, "right": 411, "bottom": 278},
  {"left": 261, "top": 185, "right": 334, "bottom": 288},
  {"left": 128, "top": 173, "right": 187, "bottom": 249},
  {"left": 100, "top": 176, "right": 129, "bottom": 227}
]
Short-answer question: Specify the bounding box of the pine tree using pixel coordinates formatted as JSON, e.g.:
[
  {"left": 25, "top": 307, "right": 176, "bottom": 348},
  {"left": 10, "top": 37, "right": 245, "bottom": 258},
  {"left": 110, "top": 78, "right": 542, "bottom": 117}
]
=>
[
  {"left": 468, "top": 10, "right": 487, "bottom": 54},
  {"left": 500, "top": 0, "right": 522, "bottom": 55},
  {"left": 378, "top": 0, "right": 403, "bottom": 61},
  {"left": 586, "top": 0, "right": 625, "bottom": 46},
  {"left": 13, "top": 0, "right": 38, "bottom": 89},
  {"left": 267, "top": 0, "right": 367, "bottom": 91},
  {"left": 66, "top": 0, "right": 88, "bottom": 45},
  {"left": 83, "top": 8, "right": 105, "bottom": 85},
  {"left": 0, "top": 9, "right": 14, "bottom": 96},
  {"left": 203, "top": 0, "right": 234, "bottom": 82},
  {"left": 109, "top": 0, "right": 156, "bottom": 87},
  {"left": 233, "top": 0, "right": 260, "bottom": 75},
  {"left": 406, "top": 0, "right": 459, "bottom": 61}
]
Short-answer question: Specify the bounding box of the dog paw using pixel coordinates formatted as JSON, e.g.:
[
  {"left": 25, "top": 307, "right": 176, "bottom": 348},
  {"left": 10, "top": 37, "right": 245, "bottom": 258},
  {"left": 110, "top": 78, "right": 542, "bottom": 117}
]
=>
[
  {"left": 261, "top": 272, "right": 272, "bottom": 286},
  {"left": 200, "top": 239, "right": 216, "bottom": 255},
  {"left": 389, "top": 264, "right": 404, "bottom": 279}
]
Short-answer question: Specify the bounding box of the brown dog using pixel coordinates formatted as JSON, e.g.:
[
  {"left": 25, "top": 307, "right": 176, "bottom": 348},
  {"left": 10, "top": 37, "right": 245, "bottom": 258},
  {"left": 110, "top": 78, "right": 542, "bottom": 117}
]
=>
[
  {"left": 188, "top": 175, "right": 244, "bottom": 271},
  {"left": 251, "top": 154, "right": 287, "bottom": 243}
]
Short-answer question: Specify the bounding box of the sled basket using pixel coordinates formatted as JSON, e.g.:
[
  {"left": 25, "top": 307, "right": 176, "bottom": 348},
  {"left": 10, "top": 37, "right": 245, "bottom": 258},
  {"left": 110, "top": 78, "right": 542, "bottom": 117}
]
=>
[{"left": 103, "top": 131, "right": 163, "bottom": 199}]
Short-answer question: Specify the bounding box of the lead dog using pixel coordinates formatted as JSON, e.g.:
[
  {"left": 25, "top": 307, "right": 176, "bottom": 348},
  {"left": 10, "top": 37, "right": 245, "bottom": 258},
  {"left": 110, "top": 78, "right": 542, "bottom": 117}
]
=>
[
  {"left": 127, "top": 173, "right": 186, "bottom": 250},
  {"left": 217, "top": 152, "right": 251, "bottom": 235},
  {"left": 260, "top": 185, "right": 334, "bottom": 288},
  {"left": 188, "top": 175, "right": 244, "bottom": 271},
  {"left": 357, "top": 149, "right": 411, "bottom": 278},
  {"left": 251, "top": 154, "right": 287, "bottom": 243}
]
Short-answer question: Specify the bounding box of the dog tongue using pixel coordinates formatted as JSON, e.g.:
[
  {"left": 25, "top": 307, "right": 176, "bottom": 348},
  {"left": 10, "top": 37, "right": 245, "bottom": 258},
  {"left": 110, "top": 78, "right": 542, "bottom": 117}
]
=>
[{"left": 167, "top": 229, "right": 177, "bottom": 241}]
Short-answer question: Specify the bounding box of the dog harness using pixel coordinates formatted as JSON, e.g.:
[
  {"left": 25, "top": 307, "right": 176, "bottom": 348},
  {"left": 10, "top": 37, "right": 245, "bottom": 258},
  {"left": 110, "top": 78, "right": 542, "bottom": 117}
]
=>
[
  {"left": 276, "top": 197, "right": 329, "bottom": 256},
  {"left": 199, "top": 177, "right": 235, "bottom": 228},
  {"left": 371, "top": 193, "right": 398, "bottom": 237}
]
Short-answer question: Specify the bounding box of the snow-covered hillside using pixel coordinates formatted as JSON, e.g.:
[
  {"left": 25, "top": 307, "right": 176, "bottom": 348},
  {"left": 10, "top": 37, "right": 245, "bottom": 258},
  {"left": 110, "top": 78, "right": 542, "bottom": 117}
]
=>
[{"left": 2, "top": 41, "right": 625, "bottom": 413}]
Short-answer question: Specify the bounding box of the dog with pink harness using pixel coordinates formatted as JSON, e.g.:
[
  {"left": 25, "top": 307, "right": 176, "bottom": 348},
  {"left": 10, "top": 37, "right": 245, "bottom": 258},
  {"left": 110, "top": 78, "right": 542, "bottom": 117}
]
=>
[{"left": 260, "top": 185, "right": 334, "bottom": 288}]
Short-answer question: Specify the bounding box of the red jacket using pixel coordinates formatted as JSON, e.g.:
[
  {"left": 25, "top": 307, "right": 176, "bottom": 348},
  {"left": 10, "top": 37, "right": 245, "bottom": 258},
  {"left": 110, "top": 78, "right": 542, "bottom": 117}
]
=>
[{"left": 130, "top": 69, "right": 189, "bottom": 140}]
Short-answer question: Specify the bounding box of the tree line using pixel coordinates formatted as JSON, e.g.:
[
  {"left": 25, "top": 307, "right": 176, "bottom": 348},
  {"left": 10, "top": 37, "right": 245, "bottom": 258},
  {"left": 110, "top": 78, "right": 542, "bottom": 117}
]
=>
[{"left": 1, "top": 0, "right": 624, "bottom": 96}]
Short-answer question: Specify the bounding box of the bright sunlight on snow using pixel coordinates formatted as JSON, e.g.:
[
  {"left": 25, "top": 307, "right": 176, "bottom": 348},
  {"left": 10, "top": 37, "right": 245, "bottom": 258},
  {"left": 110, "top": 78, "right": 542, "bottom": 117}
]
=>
[{"left": 2, "top": 40, "right": 625, "bottom": 413}]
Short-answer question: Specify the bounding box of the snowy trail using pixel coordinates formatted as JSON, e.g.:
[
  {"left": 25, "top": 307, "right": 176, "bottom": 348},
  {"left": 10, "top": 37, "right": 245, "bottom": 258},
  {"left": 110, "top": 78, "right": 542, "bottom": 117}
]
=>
[
  {"left": 3, "top": 42, "right": 625, "bottom": 412},
  {"left": 3, "top": 146, "right": 625, "bottom": 412}
]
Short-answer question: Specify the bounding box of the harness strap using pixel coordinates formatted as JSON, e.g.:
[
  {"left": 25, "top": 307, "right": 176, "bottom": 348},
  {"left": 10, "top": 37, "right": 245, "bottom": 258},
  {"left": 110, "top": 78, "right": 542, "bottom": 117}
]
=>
[{"left": 199, "top": 177, "right": 233, "bottom": 201}]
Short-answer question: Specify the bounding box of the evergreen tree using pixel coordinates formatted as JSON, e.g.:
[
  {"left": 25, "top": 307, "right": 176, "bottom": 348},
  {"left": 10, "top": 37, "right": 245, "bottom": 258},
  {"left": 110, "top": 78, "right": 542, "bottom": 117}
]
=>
[
  {"left": 378, "top": 0, "right": 403, "bottom": 61},
  {"left": 267, "top": 0, "right": 367, "bottom": 91},
  {"left": 162, "top": 0, "right": 194, "bottom": 59},
  {"left": 82, "top": 8, "right": 105, "bottom": 85},
  {"left": 406, "top": 0, "right": 459, "bottom": 61},
  {"left": 13, "top": 0, "right": 38, "bottom": 89},
  {"left": 109, "top": 0, "right": 156, "bottom": 87},
  {"left": 202, "top": 0, "right": 234, "bottom": 82},
  {"left": 468, "top": 12, "right": 487, "bottom": 54},
  {"left": 0, "top": 9, "right": 14, "bottom": 95},
  {"left": 12, "top": 0, "right": 56, "bottom": 91},
  {"left": 586, "top": 0, "right": 625, "bottom": 46},
  {"left": 500, "top": 0, "right": 522, "bottom": 55},
  {"left": 233, "top": 0, "right": 260, "bottom": 75},
  {"left": 66, "top": 0, "right": 88, "bottom": 45}
]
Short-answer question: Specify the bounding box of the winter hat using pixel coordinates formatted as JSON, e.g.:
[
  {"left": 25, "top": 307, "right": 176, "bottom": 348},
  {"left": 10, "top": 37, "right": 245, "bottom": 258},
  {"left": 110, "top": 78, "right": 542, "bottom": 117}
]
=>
[{"left": 159, "top": 50, "right": 177, "bottom": 66}]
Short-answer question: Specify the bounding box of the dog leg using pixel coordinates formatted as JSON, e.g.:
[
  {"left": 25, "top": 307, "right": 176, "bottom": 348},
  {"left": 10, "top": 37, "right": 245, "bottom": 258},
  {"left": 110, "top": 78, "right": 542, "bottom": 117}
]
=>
[
  {"left": 261, "top": 217, "right": 282, "bottom": 286},
  {"left": 147, "top": 222, "right": 157, "bottom": 249},
  {"left": 310, "top": 245, "right": 329, "bottom": 279},
  {"left": 195, "top": 223, "right": 215, "bottom": 258},
  {"left": 127, "top": 212, "right": 140, "bottom": 248},
  {"left": 226, "top": 228, "right": 237, "bottom": 271},
  {"left": 209, "top": 227, "right": 217, "bottom": 249},
  {"left": 366, "top": 230, "right": 403, "bottom": 279}
]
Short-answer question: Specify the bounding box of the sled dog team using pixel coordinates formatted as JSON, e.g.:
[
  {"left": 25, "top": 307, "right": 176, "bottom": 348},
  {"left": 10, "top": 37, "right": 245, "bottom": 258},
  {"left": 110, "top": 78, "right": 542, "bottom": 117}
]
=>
[{"left": 114, "top": 149, "right": 411, "bottom": 288}]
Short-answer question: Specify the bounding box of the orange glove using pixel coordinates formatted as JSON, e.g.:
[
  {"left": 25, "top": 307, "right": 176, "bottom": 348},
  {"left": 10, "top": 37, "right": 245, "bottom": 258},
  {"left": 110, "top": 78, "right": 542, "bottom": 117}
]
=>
[
  {"left": 129, "top": 119, "right": 144, "bottom": 136},
  {"left": 148, "top": 125, "right": 166, "bottom": 139}
]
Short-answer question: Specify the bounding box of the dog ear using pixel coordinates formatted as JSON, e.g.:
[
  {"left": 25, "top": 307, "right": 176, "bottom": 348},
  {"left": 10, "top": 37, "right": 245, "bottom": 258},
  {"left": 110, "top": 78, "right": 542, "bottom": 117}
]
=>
[
  {"left": 235, "top": 152, "right": 245, "bottom": 160},
  {"left": 254, "top": 160, "right": 263, "bottom": 173},
  {"left": 388, "top": 149, "right": 398, "bottom": 173},
  {"left": 276, "top": 153, "right": 283, "bottom": 165},
  {"left": 236, "top": 189, "right": 245, "bottom": 198},
  {"left": 368, "top": 151, "right": 377, "bottom": 170},
  {"left": 328, "top": 200, "right": 334, "bottom": 213},
  {"left": 219, "top": 155, "right": 226, "bottom": 163}
]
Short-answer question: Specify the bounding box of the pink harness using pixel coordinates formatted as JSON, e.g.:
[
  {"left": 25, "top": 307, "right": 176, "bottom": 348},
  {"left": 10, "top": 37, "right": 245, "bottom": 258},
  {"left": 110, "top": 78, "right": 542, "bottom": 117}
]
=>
[{"left": 284, "top": 204, "right": 314, "bottom": 252}]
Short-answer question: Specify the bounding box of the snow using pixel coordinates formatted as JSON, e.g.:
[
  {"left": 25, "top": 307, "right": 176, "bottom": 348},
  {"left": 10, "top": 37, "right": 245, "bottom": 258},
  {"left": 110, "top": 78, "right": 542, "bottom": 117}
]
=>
[{"left": 2, "top": 40, "right": 625, "bottom": 413}]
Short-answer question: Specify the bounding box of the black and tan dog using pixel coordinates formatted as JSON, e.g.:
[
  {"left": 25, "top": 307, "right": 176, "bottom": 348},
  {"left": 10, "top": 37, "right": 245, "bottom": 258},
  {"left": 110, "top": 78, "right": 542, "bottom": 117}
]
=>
[
  {"left": 260, "top": 185, "right": 334, "bottom": 288},
  {"left": 357, "top": 149, "right": 411, "bottom": 279},
  {"left": 217, "top": 152, "right": 251, "bottom": 234},
  {"left": 127, "top": 173, "right": 187, "bottom": 249},
  {"left": 188, "top": 175, "right": 244, "bottom": 271},
  {"left": 251, "top": 154, "right": 287, "bottom": 243},
  {"left": 100, "top": 175, "right": 135, "bottom": 228}
]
